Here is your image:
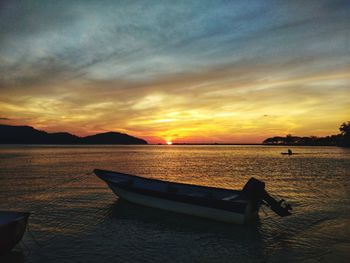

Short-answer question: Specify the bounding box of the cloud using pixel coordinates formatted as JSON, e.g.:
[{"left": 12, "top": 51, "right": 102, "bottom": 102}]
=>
[
  {"left": 1, "top": 1, "right": 348, "bottom": 87},
  {"left": 0, "top": 1, "right": 349, "bottom": 142}
]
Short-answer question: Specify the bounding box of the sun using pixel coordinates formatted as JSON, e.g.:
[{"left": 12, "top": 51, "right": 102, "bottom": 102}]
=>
[{"left": 166, "top": 141, "right": 173, "bottom": 145}]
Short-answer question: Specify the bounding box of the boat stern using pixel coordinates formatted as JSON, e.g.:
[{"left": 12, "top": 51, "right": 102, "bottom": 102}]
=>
[{"left": 241, "top": 177, "right": 292, "bottom": 218}]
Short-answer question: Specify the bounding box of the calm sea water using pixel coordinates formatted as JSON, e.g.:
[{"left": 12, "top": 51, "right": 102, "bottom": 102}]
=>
[{"left": 0, "top": 145, "right": 349, "bottom": 263}]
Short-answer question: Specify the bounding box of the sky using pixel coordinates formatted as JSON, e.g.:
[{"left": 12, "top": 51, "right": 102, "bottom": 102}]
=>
[{"left": 0, "top": 0, "right": 349, "bottom": 143}]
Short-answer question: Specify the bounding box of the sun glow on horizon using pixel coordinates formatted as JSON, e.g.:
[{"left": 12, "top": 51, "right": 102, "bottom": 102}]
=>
[{"left": 166, "top": 141, "right": 173, "bottom": 145}]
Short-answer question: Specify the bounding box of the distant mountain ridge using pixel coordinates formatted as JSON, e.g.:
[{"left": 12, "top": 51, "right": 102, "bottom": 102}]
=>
[{"left": 0, "top": 124, "right": 147, "bottom": 144}]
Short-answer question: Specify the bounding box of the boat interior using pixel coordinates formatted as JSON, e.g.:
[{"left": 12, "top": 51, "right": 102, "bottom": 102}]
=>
[{"left": 96, "top": 169, "right": 242, "bottom": 201}]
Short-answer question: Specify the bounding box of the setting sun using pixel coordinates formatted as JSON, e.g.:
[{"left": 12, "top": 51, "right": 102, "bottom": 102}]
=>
[{"left": 166, "top": 141, "right": 173, "bottom": 145}]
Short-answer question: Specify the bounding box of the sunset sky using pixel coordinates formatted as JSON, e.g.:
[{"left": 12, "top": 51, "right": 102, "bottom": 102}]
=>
[{"left": 0, "top": 0, "right": 349, "bottom": 143}]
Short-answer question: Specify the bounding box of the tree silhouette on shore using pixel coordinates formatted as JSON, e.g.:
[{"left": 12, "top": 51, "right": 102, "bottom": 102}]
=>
[
  {"left": 339, "top": 121, "right": 350, "bottom": 147},
  {"left": 263, "top": 121, "right": 350, "bottom": 147}
]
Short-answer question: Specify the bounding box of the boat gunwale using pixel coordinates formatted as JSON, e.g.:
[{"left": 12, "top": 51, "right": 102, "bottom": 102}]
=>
[
  {"left": 94, "top": 168, "right": 243, "bottom": 195},
  {"left": 0, "top": 211, "right": 30, "bottom": 227}
]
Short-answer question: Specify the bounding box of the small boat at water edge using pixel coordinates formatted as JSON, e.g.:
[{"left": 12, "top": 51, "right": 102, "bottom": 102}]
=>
[
  {"left": 0, "top": 211, "right": 30, "bottom": 255},
  {"left": 94, "top": 169, "right": 292, "bottom": 224}
]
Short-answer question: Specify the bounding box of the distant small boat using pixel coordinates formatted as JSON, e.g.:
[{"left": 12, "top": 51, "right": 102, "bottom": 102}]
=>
[
  {"left": 281, "top": 149, "right": 298, "bottom": 155},
  {"left": 0, "top": 211, "right": 30, "bottom": 255},
  {"left": 94, "top": 169, "right": 292, "bottom": 224}
]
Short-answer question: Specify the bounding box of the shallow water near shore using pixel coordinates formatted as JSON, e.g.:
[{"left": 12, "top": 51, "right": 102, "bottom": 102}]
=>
[{"left": 0, "top": 145, "right": 349, "bottom": 263}]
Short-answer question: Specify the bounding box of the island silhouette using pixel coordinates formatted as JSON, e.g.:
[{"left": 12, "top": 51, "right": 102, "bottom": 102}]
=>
[
  {"left": 0, "top": 124, "right": 147, "bottom": 145},
  {"left": 1, "top": 121, "right": 349, "bottom": 147}
]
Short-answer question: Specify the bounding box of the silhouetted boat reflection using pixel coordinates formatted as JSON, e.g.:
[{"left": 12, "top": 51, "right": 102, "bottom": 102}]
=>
[{"left": 106, "top": 199, "right": 263, "bottom": 239}]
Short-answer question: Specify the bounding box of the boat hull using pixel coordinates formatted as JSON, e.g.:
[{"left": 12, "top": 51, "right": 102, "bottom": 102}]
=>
[
  {"left": 0, "top": 211, "right": 30, "bottom": 255},
  {"left": 108, "top": 183, "right": 254, "bottom": 224},
  {"left": 95, "top": 169, "right": 260, "bottom": 224}
]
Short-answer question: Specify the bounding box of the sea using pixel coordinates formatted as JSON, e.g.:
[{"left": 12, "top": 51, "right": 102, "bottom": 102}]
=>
[{"left": 0, "top": 145, "right": 349, "bottom": 263}]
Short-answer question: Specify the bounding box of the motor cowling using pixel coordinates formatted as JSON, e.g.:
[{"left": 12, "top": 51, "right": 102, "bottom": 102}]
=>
[
  {"left": 242, "top": 177, "right": 266, "bottom": 202},
  {"left": 242, "top": 177, "right": 292, "bottom": 217}
]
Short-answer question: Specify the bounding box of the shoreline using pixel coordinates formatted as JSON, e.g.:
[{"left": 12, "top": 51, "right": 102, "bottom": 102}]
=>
[{"left": 0, "top": 143, "right": 344, "bottom": 147}]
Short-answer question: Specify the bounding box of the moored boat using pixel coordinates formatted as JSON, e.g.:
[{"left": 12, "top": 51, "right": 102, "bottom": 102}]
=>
[
  {"left": 0, "top": 211, "right": 30, "bottom": 255},
  {"left": 94, "top": 169, "right": 292, "bottom": 224}
]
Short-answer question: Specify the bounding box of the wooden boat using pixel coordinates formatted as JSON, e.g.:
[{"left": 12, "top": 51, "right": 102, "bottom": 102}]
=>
[
  {"left": 94, "top": 169, "right": 292, "bottom": 224},
  {"left": 0, "top": 211, "right": 30, "bottom": 255}
]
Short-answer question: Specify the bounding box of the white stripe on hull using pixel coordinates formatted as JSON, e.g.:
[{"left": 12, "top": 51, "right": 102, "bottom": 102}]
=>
[{"left": 107, "top": 183, "right": 257, "bottom": 224}]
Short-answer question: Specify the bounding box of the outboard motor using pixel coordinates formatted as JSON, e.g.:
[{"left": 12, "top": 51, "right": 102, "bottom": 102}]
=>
[
  {"left": 242, "top": 177, "right": 266, "bottom": 203},
  {"left": 242, "top": 178, "right": 292, "bottom": 217}
]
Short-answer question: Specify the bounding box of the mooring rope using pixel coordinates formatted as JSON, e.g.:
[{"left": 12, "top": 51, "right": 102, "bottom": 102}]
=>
[
  {"left": 20, "top": 237, "right": 33, "bottom": 258},
  {"left": 26, "top": 223, "right": 42, "bottom": 248},
  {"left": 22, "top": 172, "right": 94, "bottom": 249}
]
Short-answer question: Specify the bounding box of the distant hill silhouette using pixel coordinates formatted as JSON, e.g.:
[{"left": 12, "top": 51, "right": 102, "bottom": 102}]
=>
[
  {"left": 0, "top": 124, "right": 147, "bottom": 144},
  {"left": 82, "top": 132, "right": 147, "bottom": 144}
]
